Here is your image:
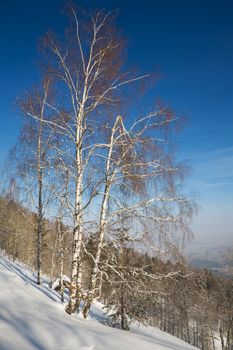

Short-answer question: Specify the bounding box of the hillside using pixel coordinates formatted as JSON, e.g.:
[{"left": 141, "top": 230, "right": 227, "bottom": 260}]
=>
[{"left": 0, "top": 254, "right": 197, "bottom": 350}]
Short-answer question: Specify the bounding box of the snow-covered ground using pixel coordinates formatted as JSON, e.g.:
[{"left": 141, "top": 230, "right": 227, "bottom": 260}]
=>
[{"left": 0, "top": 254, "right": 198, "bottom": 350}]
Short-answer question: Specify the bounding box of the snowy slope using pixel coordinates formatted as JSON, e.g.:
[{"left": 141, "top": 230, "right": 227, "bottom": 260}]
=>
[{"left": 0, "top": 255, "right": 198, "bottom": 350}]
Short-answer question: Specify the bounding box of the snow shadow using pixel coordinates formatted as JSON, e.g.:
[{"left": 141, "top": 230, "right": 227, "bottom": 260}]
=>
[{"left": 0, "top": 258, "right": 62, "bottom": 304}]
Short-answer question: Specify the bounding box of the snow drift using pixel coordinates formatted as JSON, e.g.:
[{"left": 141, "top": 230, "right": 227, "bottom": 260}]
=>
[{"left": 0, "top": 254, "right": 197, "bottom": 350}]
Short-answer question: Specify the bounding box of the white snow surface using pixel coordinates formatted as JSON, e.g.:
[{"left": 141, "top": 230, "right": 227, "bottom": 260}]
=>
[{"left": 0, "top": 254, "right": 198, "bottom": 350}]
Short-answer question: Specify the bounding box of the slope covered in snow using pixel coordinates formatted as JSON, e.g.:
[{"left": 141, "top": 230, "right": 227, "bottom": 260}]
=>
[{"left": 0, "top": 254, "right": 198, "bottom": 350}]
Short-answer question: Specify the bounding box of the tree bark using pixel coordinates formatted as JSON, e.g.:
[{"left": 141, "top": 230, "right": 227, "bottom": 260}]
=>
[
  {"left": 82, "top": 117, "right": 121, "bottom": 318},
  {"left": 66, "top": 108, "right": 84, "bottom": 314}
]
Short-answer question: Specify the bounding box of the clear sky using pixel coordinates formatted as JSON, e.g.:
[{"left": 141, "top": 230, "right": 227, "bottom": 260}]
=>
[{"left": 0, "top": 0, "right": 232, "bottom": 251}]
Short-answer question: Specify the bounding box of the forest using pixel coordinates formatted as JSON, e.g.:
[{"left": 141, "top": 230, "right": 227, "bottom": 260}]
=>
[{"left": 0, "top": 194, "right": 233, "bottom": 350}]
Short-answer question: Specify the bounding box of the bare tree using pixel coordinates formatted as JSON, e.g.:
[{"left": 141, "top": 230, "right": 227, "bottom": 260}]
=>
[
  {"left": 13, "top": 77, "right": 57, "bottom": 284},
  {"left": 13, "top": 4, "right": 194, "bottom": 317},
  {"left": 82, "top": 106, "right": 194, "bottom": 318},
  {"left": 38, "top": 6, "right": 148, "bottom": 314}
]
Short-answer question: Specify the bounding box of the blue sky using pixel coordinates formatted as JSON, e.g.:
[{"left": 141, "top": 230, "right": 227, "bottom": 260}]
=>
[{"left": 0, "top": 0, "right": 232, "bottom": 250}]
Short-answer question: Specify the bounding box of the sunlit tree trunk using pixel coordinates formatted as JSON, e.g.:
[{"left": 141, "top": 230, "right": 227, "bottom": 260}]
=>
[
  {"left": 82, "top": 117, "right": 122, "bottom": 318},
  {"left": 66, "top": 105, "right": 84, "bottom": 313}
]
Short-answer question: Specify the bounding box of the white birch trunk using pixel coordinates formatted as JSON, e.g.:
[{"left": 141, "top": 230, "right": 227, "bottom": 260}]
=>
[
  {"left": 82, "top": 117, "right": 120, "bottom": 318},
  {"left": 67, "top": 106, "right": 84, "bottom": 314}
]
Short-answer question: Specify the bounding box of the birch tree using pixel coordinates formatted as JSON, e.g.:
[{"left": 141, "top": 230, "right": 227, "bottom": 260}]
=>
[
  {"left": 13, "top": 77, "right": 56, "bottom": 284},
  {"left": 82, "top": 106, "right": 194, "bottom": 317},
  {"left": 38, "top": 7, "right": 148, "bottom": 314},
  {"left": 14, "top": 4, "right": 195, "bottom": 317}
]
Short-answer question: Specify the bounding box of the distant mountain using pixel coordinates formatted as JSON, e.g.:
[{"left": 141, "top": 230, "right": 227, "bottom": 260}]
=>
[
  {"left": 190, "top": 258, "right": 222, "bottom": 269},
  {"left": 189, "top": 257, "right": 233, "bottom": 279}
]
